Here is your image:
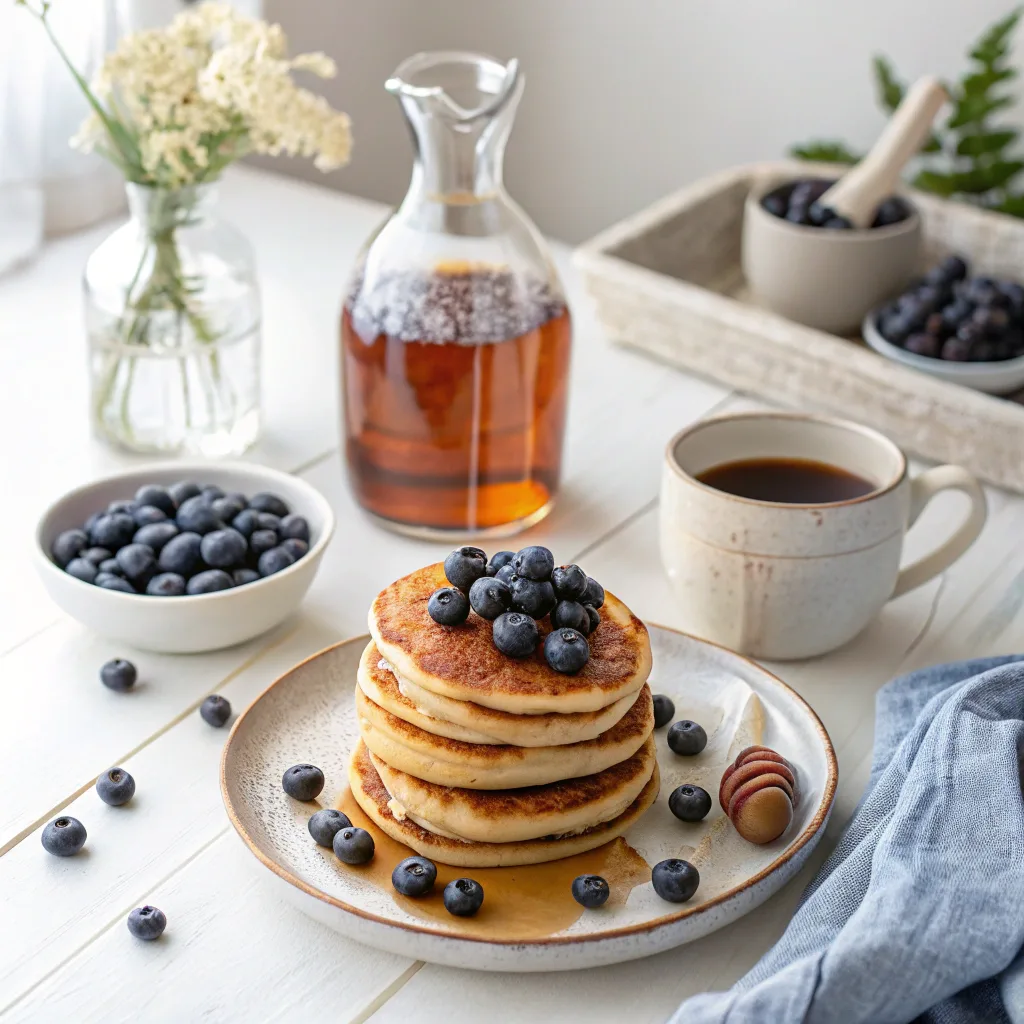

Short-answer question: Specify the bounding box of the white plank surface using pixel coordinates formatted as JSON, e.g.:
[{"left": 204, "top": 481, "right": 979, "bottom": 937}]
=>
[{"left": 2, "top": 165, "right": 1022, "bottom": 1024}]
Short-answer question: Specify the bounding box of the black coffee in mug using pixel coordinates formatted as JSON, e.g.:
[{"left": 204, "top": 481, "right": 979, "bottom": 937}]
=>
[{"left": 696, "top": 457, "right": 876, "bottom": 504}]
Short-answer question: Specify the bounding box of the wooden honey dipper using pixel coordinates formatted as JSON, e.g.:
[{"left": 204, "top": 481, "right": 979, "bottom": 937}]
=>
[{"left": 719, "top": 746, "right": 798, "bottom": 845}]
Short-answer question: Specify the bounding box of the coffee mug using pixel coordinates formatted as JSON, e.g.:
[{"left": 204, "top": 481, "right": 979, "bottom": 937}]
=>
[{"left": 660, "top": 411, "right": 988, "bottom": 660}]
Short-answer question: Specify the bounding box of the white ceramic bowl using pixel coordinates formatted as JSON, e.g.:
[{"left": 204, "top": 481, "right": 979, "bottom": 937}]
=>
[
  {"left": 863, "top": 311, "right": 1024, "bottom": 395},
  {"left": 34, "top": 462, "right": 335, "bottom": 653}
]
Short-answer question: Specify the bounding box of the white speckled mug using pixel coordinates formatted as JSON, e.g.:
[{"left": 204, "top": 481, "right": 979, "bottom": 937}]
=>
[{"left": 660, "top": 412, "right": 988, "bottom": 660}]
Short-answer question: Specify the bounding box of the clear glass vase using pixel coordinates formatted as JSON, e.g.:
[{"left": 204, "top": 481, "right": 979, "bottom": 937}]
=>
[{"left": 84, "top": 183, "right": 261, "bottom": 456}]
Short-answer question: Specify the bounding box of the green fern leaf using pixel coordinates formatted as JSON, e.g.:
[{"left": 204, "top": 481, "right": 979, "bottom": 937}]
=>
[
  {"left": 789, "top": 141, "right": 861, "bottom": 164},
  {"left": 956, "top": 130, "right": 1019, "bottom": 156},
  {"left": 873, "top": 56, "right": 904, "bottom": 113}
]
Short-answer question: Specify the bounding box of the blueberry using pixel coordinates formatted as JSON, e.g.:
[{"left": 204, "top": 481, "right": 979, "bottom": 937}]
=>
[
  {"left": 168, "top": 480, "right": 201, "bottom": 507},
  {"left": 333, "top": 826, "right": 374, "bottom": 864},
  {"left": 468, "top": 577, "right": 512, "bottom": 620},
  {"left": 652, "top": 694, "right": 675, "bottom": 728},
  {"left": 51, "top": 529, "right": 89, "bottom": 567},
  {"left": 785, "top": 203, "right": 809, "bottom": 225},
  {"left": 444, "top": 546, "right": 488, "bottom": 592},
  {"left": 249, "top": 492, "right": 289, "bottom": 517},
  {"left": 972, "top": 341, "right": 997, "bottom": 362},
  {"left": 83, "top": 512, "right": 103, "bottom": 537},
  {"left": 146, "top": 572, "right": 186, "bottom": 596},
  {"left": 668, "top": 720, "right": 708, "bottom": 756},
  {"left": 211, "top": 496, "right": 246, "bottom": 523},
  {"left": 258, "top": 547, "right": 296, "bottom": 577},
  {"left": 444, "top": 877, "right": 485, "bottom": 917},
  {"left": 200, "top": 485, "right": 225, "bottom": 505},
  {"left": 132, "top": 522, "right": 179, "bottom": 554},
  {"left": 823, "top": 215, "right": 853, "bottom": 230},
  {"left": 132, "top": 505, "right": 167, "bottom": 528},
  {"left": 281, "top": 538, "right": 309, "bottom": 560},
  {"left": 486, "top": 550, "right": 515, "bottom": 576},
  {"left": 872, "top": 196, "right": 910, "bottom": 227},
  {"left": 279, "top": 514, "right": 310, "bottom": 543},
  {"left": 924, "top": 312, "right": 946, "bottom": 337},
  {"left": 96, "top": 767, "right": 136, "bottom": 805},
  {"left": 308, "top": 808, "right": 351, "bottom": 848},
  {"left": 492, "top": 611, "right": 539, "bottom": 657},
  {"left": 584, "top": 577, "right": 605, "bottom": 609},
  {"left": 806, "top": 201, "right": 835, "bottom": 227},
  {"left": 880, "top": 312, "right": 913, "bottom": 345},
  {"left": 551, "top": 564, "right": 588, "bottom": 601},
  {"left": 249, "top": 530, "right": 278, "bottom": 559},
  {"left": 282, "top": 764, "right": 324, "bottom": 801},
  {"left": 761, "top": 191, "right": 787, "bottom": 217},
  {"left": 583, "top": 605, "right": 601, "bottom": 634},
  {"left": 509, "top": 576, "right": 557, "bottom": 618},
  {"left": 428, "top": 586, "right": 471, "bottom": 625},
  {"left": 512, "top": 545, "right": 554, "bottom": 581},
  {"left": 544, "top": 628, "right": 590, "bottom": 674},
  {"left": 89, "top": 513, "right": 136, "bottom": 551},
  {"left": 904, "top": 333, "right": 941, "bottom": 358},
  {"left": 941, "top": 337, "right": 973, "bottom": 361},
  {"left": 232, "top": 509, "right": 260, "bottom": 538},
  {"left": 551, "top": 600, "right": 589, "bottom": 633},
  {"left": 669, "top": 784, "right": 712, "bottom": 822},
  {"left": 200, "top": 528, "right": 247, "bottom": 569},
  {"left": 97, "top": 575, "right": 136, "bottom": 593},
  {"left": 186, "top": 569, "right": 234, "bottom": 594},
  {"left": 101, "top": 659, "right": 137, "bottom": 691},
  {"left": 940, "top": 254, "right": 969, "bottom": 282},
  {"left": 176, "top": 496, "right": 224, "bottom": 535},
  {"left": 232, "top": 568, "right": 260, "bottom": 586},
  {"left": 65, "top": 558, "right": 98, "bottom": 583},
  {"left": 200, "top": 694, "right": 231, "bottom": 727},
  {"left": 97, "top": 561, "right": 123, "bottom": 576},
  {"left": 392, "top": 856, "right": 436, "bottom": 897},
  {"left": 651, "top": 859, "right": 700, "bottom": 903},
  {"left": 495, "top": 563, "right": 517, "bottom": 584},
  {"left": 571, "top": 874, "right": 610, "bottom": 909},
  {"left": 256, "top": 512, "right": 281, "bottom": 532},
  {"left": 127, "top": 906, "right": 166, "bottom": 941},
  {"left": 158, "top": 532, "right": 203, "bottom": 576},
  {"left": 41, "top": 816, "right": 87, "bottom": 856},
  {"left": 107, "top": 500, "right": 139, "bottom": 516},
  {"left": 81, "top": 546, "right": 112, "bottom": 566},
  {"left": 115, "top": 543, "right": 157, "bottom": 585},
  {"left": 133, "top": 485, "right": 175, "bottom": 516}
]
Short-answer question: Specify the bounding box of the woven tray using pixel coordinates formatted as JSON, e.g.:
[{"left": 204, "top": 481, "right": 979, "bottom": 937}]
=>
[{"left": 574, "top": 159, "right": 1024, "bottom": 493}]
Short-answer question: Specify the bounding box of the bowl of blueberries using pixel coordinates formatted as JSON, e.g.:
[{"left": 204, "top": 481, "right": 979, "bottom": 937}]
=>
[
  {"left": 35, "top": 462, "right": 335, "bottom": 653},
  {"left": 743, "top": 176, "right": 921, "bottom": 335},
  {"left": 863, "top": 253, "right": 1024, "bottom": 394}
]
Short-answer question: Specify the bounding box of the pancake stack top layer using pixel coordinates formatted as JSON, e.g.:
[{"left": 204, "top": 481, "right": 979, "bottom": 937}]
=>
[{"left": 349, "top": 562, "right": 659, "bottom": 868}]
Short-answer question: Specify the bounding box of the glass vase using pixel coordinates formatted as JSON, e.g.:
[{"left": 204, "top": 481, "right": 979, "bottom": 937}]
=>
[{"left": 84, "top": 182, "right": 261, "bottom": 456}]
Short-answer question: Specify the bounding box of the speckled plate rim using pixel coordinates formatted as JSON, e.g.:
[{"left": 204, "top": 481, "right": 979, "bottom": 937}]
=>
[{"left": 221, "top": 624, "right": 837, "bottom": 951}]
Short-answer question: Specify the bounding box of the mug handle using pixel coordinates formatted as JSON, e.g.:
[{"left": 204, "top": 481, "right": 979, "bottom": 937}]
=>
[{"left": 891, "top": 465, "right": 988, "bottom": 598}]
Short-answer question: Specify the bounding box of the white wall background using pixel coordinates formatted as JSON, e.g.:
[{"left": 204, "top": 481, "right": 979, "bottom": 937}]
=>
[{"left": 261, "top": 0, "right": 1024, "bottom": 243}]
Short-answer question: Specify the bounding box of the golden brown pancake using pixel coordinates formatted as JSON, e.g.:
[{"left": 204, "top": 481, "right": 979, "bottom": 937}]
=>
[
  {"left": 369, "top": 563, "right": 652, "bottom": 714},
  {"left": 349, "top": 740, "right": 661, "bottom": 867},
  {"left": 357, "top": 683, "right": 654, "bottom": 789}
]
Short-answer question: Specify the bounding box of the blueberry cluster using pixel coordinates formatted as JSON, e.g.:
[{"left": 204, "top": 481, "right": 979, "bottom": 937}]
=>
[
  {"left": 876, "top": 254, "right": 1024, "bottom": 362},
  {"left": 428, "top": 546, "right": 605, "bottom": 674},
  {"left": 761, "top": 177, "right": 911, "bottom": 230},
  {"left": 51, "top": 481, "right": 310, "bottom": 596}
]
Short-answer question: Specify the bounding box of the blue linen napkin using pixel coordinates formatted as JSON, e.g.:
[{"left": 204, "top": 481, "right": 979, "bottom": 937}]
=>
[{"left": 671, "top": 655, "right": 1024, "bottom": 1024}]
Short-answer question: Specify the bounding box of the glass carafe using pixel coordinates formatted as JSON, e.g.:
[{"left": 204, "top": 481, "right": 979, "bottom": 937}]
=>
[{"left": 341, "top": 51, "right": 571, "bottom": 538}]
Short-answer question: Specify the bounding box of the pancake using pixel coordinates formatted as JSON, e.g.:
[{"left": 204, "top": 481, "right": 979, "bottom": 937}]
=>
[
  {"left": 357, "top": 682, "right": 654, "bottom": 789},
  {"left": 349, "top": 740, "right": 661, "bottom": 867},
  {"left": 368, "top": 735, "right": 657, "bottom": 843},
  {"left": 369, "top": 563, "right": 652, "bottom": 714}
]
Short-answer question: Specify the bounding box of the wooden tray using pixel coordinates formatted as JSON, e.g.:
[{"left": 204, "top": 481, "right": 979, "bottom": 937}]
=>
[{"left": 574, "top": 159, "right": 1024, "bottom": 493}]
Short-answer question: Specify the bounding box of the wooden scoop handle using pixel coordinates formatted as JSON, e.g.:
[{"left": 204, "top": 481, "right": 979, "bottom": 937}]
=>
[{"left": 821, "top": 76, "right": 948, "bottom": 227}]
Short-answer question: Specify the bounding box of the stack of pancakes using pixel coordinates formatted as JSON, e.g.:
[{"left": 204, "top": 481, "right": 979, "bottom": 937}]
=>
[{"left": 349, "top": 564, "right": 660, "bottom": 867}]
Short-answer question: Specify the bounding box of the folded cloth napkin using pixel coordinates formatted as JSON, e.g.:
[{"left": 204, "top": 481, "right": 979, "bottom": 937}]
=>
[{"left": 672, "top": 655, "right": 1024, "bottom": 1024}]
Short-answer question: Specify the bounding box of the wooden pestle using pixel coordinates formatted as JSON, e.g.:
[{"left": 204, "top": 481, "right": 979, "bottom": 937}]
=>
[{"left": 821, "top": 76, "right": 948, "bottom": 228}]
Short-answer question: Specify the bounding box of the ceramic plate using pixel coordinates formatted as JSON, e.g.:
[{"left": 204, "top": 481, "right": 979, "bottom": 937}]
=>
[{"left": 221, "top": 625, "right": 837, "bottom": 972}]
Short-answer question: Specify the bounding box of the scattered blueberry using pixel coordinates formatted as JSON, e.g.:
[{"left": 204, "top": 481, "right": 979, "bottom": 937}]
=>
[
  {"left": 651, "top": 859, "right": 700, "bottom": 903},
  {"left": 669, "top": 784, "right": 712, "bottom": 822},
  {"left": 175, "top": 496, "right": 223, "bottom": 535},
  {"left": 65, "top": 558, "right": 98, "bottom": 584},
  {"left": 509, "top": 576, "right": 556, "bottom": 618},
  {"left": 392, "top": 856, "right": 437, "bottom": 897},
  {"left": 96, "top": 767, "right": 135, "bottom": 805},
  {"left": 334, "top": 826, "right": 375, "bottom": 864},
  {"left": 544, "top": 628, "right": 590, "bottom": 674},
  {"left": 486, "top": 550, "right": 515, "bottom": 575},
  {"left": 492, "top": 611, "right": 539, "bottom": 658},
  {"left": 584, "top": 577, "right": 605, "bottom": 609},
  {"left": 200, "top": 528, "right": 247, "bottom": 569},
  {"left": 134, "top": 521, "right": 179, "bottom": 552},
  {"left": 186, "top": 569, "right": 234, "bottom": 594},
  {"left": 168, "top": 480, "right": 201, "bottom": 506},
  {"left": 134, "top": 485, "right": 176, "bottom": 516},
  {"left": 652, "top": 694, "right": 675, "bottom": 729},
  {"left": 428, "top": 586, "right": 471, "bottom": 626},
  {"left": 89, "top": 513, "right": 136, "bottom": 551},
  {"left": 279, "top": 514, "right": 310, "bottom": 542},
  {"left": 282, "top": 764, "right": 324, "bottom": 801},
  {"left": 115, "top": 543, "right": 157, "bottom": 585},
  {"left": 256, "top": 512, "right": 281, "bottom": 532},
  {"left": 127, "top": 905, "right": 166, "bottom": 941},
  {"left": 51, "top": 529, "right": 89, "bottom": 567},
  {"left": 551, "top": 600, "right": 589, "bottom": 633},
  {"left": 551, "top": 564, "right": 588, "bottom": 601},
  {"left": 249, "top": 530, "right": 278, "bottom": 559},
  {"left": 308, "top": 808, "right": 351, "bottom": 848},
  {"left": 211, "top": 496, "right": 246, "bottom": 523},
  {"left": 101, "top": 659, "right": 137, "bottom": 692},
  {"left": 249, "top": 492, "right": 289, "bottom": 517},
  {"left": 444, "top": 546, "right": 488, "bottom": 592},
  {"left": 158, "top": 532, "right": 203, "bottom": 576},
  {"left": 231, "top": 509, "right": 260, "bottom": 537},
  {"left": 200, "top": 694, "right": 231, "bottom": 727},
  {"left": 667, "top": 720, "right": 708, "bottom": 756},
  {"left": 132, "top": 505, "right": 167, "bottom": 528},
  {"left": 97, "top": 575, "right": 135, "bottom": 593},
  {"left": 257, "top": 547, "right": 296, "bottom": 577},
  {"left": 146, "top": 572, "right": 186, "bottom": 596},
  {"left": 41, "top": 816, "right": 87, "bottom": 857},
  {"left": 583, "top": 605, "right": 601, "bottom": 634},
  {"left": 571, "top": 874, "right": 610, "bottom": 908},
  {"left": 512, "top": 545, "right": 554, "bottom": 581},
  {"left": 468, "top": 577, "right": 512, "bottom": 620},
  {"left": 444, "top": 878, "right": 485, "bottom": 917},
  {"left": 81, "top": 547, "right": 112, "bottom": 566},
  {"left": 233, "top": 568, "right": 260, "bottom": 586}
]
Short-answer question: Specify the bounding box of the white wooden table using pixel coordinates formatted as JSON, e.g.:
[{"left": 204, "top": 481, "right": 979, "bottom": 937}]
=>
[{"left": 2, "top": 166, "right": 1023, "bottom": 1024}]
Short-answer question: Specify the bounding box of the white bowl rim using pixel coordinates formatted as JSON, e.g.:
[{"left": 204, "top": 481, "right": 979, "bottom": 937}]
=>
[{"left": 34, "top": 460, "right": 336, "bottom": 605}]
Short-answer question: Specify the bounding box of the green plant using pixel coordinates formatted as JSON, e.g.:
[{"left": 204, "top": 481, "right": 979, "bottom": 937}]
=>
[{"left": 791, "top": 7, "right": 1024, "bottom": 217}]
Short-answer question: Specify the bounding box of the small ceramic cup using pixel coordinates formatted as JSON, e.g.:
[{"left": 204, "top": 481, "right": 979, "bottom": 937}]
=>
[{"left": 660, "top": 412, "right": 987, "bottom": 660}]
